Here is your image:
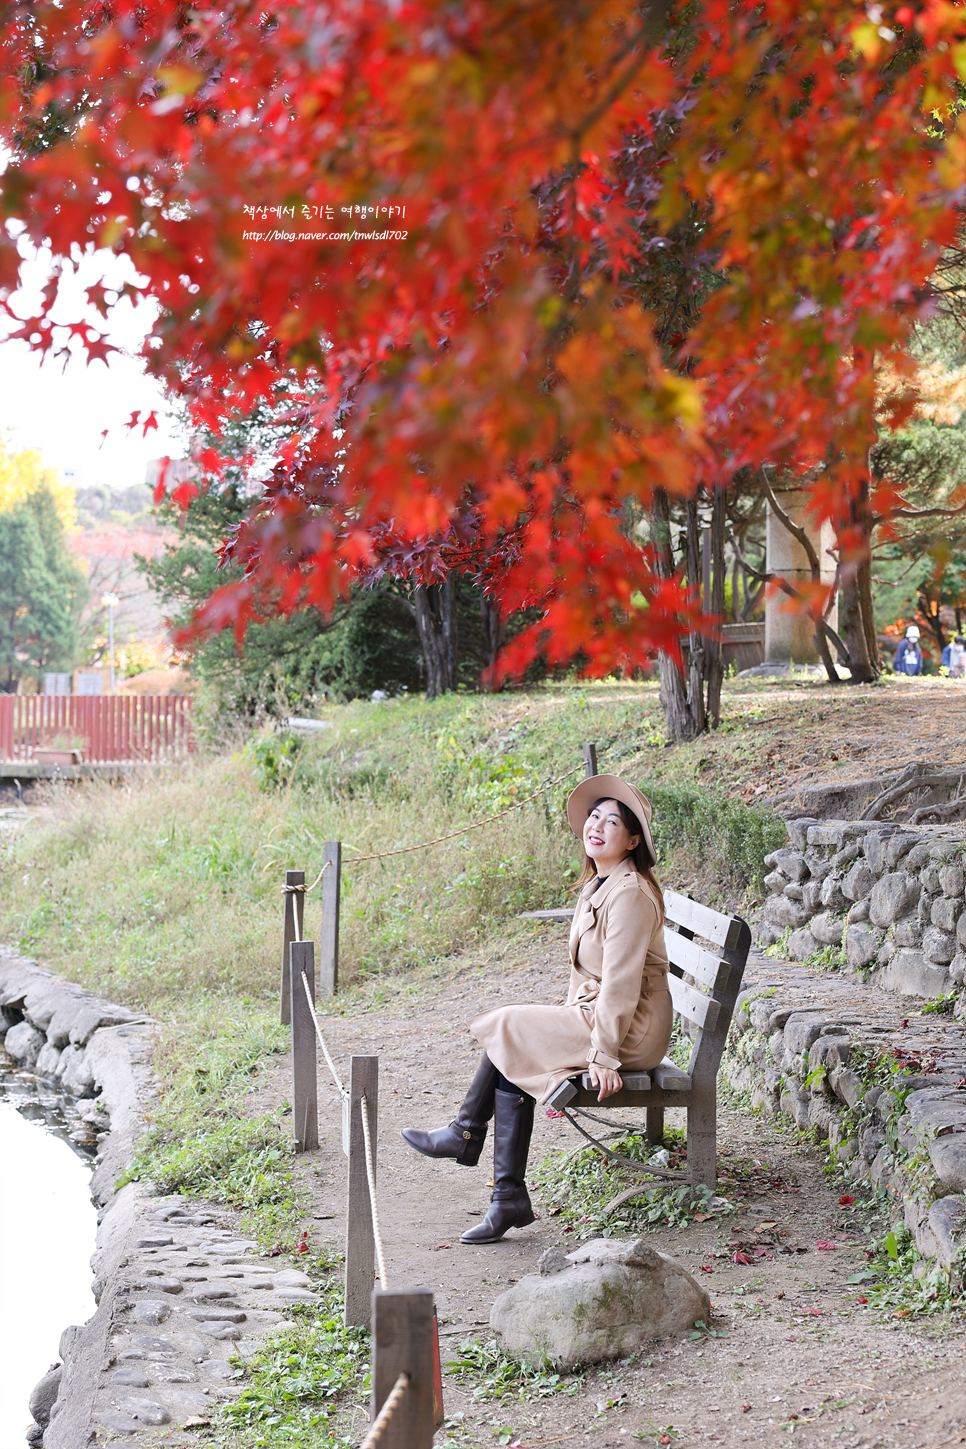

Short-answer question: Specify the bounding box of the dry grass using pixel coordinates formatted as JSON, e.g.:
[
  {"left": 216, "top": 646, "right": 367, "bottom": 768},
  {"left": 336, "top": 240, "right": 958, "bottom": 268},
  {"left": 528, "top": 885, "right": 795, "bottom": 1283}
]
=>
[{"left": 0, "top": 680, "right": 806, "bottom": 1014}]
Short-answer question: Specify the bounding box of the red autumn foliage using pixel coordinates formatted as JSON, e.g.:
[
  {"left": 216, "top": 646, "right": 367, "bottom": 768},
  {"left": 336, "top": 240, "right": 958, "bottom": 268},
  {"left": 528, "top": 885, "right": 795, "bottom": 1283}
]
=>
[{"left": 1, "top": 2, "right": 965, "bottom": 673}]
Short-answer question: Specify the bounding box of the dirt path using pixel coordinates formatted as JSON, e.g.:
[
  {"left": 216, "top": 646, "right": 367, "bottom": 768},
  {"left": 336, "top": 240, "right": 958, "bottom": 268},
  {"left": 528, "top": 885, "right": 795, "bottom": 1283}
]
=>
[{"left": 252, "top": 929, "right": 966, "bottom": 1449}]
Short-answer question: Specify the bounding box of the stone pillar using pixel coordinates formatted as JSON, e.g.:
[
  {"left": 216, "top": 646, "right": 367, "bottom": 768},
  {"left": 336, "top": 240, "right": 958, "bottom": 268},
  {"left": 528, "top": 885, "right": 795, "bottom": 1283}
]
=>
[{"left": 765, "top": 488, "right": 838, "bottom": 665}]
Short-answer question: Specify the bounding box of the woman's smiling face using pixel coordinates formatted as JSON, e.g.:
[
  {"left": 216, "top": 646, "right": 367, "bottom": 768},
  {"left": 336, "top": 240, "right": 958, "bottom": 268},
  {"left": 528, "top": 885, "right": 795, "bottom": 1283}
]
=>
[{"left": 582, "top": 799, "right": 640, "bottom": 873}]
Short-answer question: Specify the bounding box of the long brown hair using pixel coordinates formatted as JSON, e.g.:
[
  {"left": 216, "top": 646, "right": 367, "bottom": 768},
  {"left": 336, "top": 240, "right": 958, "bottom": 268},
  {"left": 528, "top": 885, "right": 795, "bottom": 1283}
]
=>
[{"left": 574, "top": 797, "right": 665, "bottom": 923}]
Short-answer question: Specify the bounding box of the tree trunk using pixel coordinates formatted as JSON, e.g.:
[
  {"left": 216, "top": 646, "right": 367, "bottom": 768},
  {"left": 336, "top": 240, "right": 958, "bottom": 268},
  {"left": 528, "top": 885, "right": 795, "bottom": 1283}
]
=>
[
  {"left": 479, "top": 589, "right": 502, "bottom": 688},
  {"left": 840, "top": 479, "right": 880, "bottom": 684},
  {"left": 685, "top": 498, "right": 708, "bottom": 736},
  {"left": 652, "top": 488, "right": 705, "bottom": 743},
  {"left": 706, "top": 485, "right": 726, "bottom": 729},
  {"left": 412, "top": 578, "right": 458, "bottom": 698}
]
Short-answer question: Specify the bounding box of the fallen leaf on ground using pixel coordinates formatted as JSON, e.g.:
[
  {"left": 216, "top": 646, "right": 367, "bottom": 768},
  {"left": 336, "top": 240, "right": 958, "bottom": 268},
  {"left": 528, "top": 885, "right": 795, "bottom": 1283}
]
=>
[
  {"left": 839, "top": 1195, "right": 855, "bottom": 1205},
  {"left": 816, "top": 1240, "right": 836, "bottom": 1250},
  {"left": 699, "top": 1265, "right": 713, "bottom": 1273},
  {"left": 756, "top": 1221, "right": 777, "bottom": 1231},
  {"left": 774, "top": 1291, "right": 785, "bottom": 1300},
  {"left": 741, "top": 1404, "right": 752, "bottom": 1413}
]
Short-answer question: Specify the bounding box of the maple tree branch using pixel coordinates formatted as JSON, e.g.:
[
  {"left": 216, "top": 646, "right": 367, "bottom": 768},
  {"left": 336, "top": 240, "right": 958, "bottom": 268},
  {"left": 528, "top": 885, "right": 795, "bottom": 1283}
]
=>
[{"left": 569, "top": 3, "right": 672, "bottom": 153}]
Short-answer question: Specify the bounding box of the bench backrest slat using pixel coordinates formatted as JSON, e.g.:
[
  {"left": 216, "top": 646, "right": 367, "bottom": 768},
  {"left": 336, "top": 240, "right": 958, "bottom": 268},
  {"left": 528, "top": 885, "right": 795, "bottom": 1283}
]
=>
[
  {"left": 664, "top": 890, "right": 745, "bottom": 953},
  {"left": 665, "top": 931, "right": 732, "bottom": 993},
  {"left": 667, "top": 972, "right": 720, "bottom": 1033}
]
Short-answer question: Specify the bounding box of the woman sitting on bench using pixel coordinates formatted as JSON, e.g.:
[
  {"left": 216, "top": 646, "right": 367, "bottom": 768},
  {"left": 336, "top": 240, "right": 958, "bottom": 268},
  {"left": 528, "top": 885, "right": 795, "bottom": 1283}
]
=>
[{"left": 401, "top": 774, "right": 672, "bottom": 1244}]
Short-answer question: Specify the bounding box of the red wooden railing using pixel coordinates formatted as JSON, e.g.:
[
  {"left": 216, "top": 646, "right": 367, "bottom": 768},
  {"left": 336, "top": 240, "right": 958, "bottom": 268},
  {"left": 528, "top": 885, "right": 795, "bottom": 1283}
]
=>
[{"left": 0, "top": 695, "right": 193, "bottom": 763}]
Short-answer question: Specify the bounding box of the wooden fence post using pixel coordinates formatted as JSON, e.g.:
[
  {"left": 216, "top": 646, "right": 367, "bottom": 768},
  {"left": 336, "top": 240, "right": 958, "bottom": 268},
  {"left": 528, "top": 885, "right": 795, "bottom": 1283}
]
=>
[
  {"left": 280, "top": 869, "right": 305, "bottom": 1025},
  {"left": 344, "top": 1055, "right": 379, "bottom": 1328},
  {"left": 289, "top": 940, "right": 319, "bottom": 1152},
  {"left": 319, "top": 841, "right": 341, "bottom": 997},
  {"left": 582, "top": 741, "right": 599, "bottom": 777},
  {"left": 371, "top": 1288, "right": 436, "bottom": 1449}
]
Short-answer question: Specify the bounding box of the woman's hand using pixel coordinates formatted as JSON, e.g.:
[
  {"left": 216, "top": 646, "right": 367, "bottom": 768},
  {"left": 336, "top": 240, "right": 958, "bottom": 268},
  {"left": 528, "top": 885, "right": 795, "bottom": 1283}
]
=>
[{"left": 588, "top": 1064, "right": 623, "bottom": 1102}]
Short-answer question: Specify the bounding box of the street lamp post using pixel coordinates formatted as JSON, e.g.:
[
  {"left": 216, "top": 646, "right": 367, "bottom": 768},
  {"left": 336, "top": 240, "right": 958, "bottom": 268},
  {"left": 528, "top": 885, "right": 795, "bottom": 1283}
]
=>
[{"left": 102, "top": 594, "right": 120, "bottom": 695}]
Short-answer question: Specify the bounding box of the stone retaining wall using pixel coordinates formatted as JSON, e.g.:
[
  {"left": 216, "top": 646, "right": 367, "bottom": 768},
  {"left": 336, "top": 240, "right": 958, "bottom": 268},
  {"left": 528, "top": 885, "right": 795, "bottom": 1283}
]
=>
[
  {"left": 759, "top": 819, "right": 966, "bottom": 1000},
  {"left": 724, "top": 981, "right": 966, "bottom": 1278},
  {"left": 0, "top": 950, "right": 310, "bottom": 1446}
]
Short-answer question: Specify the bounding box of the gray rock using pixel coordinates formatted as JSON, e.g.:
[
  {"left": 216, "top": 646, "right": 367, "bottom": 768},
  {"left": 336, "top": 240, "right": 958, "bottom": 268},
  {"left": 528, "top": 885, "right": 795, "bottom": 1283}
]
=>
[
  {"left": 820, "top": 875, "right": 848, "bottom": 912},
  {"left": 200, "top": 1321, "right": 243, "bottom": 1339},
  {"left": 189, "top": 1308, "right": 247, "bottom": 1322},
  {"left": 880, "top": 949, "right": 951, "bottom": 998},
  {"left": 768, "top": 849, "right": 809, "bottom": 883},
  {"left": 132, "top": 1300, "right": 171, "bottom": 1325},
  {"left": 785, "top": 819, "right": 818, "bottom": 850},
  {"left": 131, "top": 1276, "right": 183, "bottom": 1294},
  {"left": 786, "top": 929, "right": 817, "bottom": 961},
  {"left": 490, "top": 1238, "right": 710, "bottom": 1369},
  {"left": 783, "top": 883, "right": 804, "bottom": 902},
  {"left": 924, "top": 925, "right": 957, "bottom": 965},
  {"left": 941, "top": 865, "right": 965, "bottom": 899},
  {"left": 847, "top": 899, "right": 870, "bottom": 924},
  {"left": 763, "top": 895, "right": 808, "bottom": 930},
  {"left": 150, "top": 1365, "right": 199, "bottom": 1383},
  {"left": 842, "top": 861, "right": 873, "bottom": 901},
  {"left": 201, "top": 1360, "right": 237, "bottom": 1380},
  {"left": 895, "top": 916, "right": 922, "bottom": 948},
  {"left": 56, "top": 1043, "right": 95, "bottom": 1097},
  {"left": 863, "top": 831, "right": 890, "bottom": 874},
  {"left": 810, "top": 911, "right": 844, "bottom": 947},
  {"left": 845, "top": 924, "right": 883, "bottom": 969},
  {"left": 192, "top": 1285, "right": 238, "bottom": 1301},
  {"left": 784, "top": 1015, "right": 826, "bottom": 1054},
  {"left": 802, "top": 881, "right": 824, "bottom": 912},
  {"left": 830, "top": 844, "right": 861, "bottom": 871},
  {"left": 870, "top": 872, "right": 921, "bottom": 928},
  {"left": 928, "top": 1195, "right": 966, "bottom": 1269},
  {"left": 98, "top": 1412, "right": 141, "bottom": 1433},
  {"left": 539, "top": 1249, "right": 569, "bottom": 1276},
  {"left": 804, "top": 850, "right": 832, "bottom": 881},
  {"left": 59, "top": 1325, "right": 82, "bottom": 1362},
  {"left": 878, "top": 935, "right": 896, "bottom": 964},
  {"left": 919, "top": 891, "right": 937, "bottom": 928},
  {"left": 807, "top": 825, "right": 846, "bottom": 848},
  {"left": 906, "top": 840, "right": 934, "bottom": 869},
  {"left": 135, "top": 1236, "right": 174, "bottom": 1249},
  {"left": 271, "top": 1287, "right": 318, "bottom": 1304},
  {"left": 957, "top": 911, "right": 966, "bottom": 950},
  {"left": 808, "top": 1035, "right": 851, "bottom": 1081},
  {"left": 5, "top": 1019, "right": 45, "bottom": 1067},
  {"left": 861, "top": 1124, "right": 887, "bottom": 1161},
  {"left": 112, "top": 1369, "right": 151, "bottom": 1387},
  {"left": 950, "top": 952, "right": 966, "bottom": 986},
  {"left": 828, "top": 1066, "right": 862, "bottom": 1108},
  {"left": 930, "top": 1136, "right": 966, "bottom": 1193},
  {"left": 807, "top": 1098, "right": 835, "bottom": 1138},
  {"left": 68, "top": 1000, "right": 136, "bottom": 1046},
  {"left": 114, "top": 1396, "right": 171, "bottom": 1425},
  {"left": 764, "top": 870, "right": 786, "bottom": 894},
  {"left": 35, "top": 1040, "right": 62, "bottom": 1077},
  {"left": 28, "top": 1365, "right": 62, "bottom": 1426},
  {"left": 921, "top": 863, "right": 944, "bottom": 894},
  {"left": 884, "top": 833, "right": 919, "bottom": 868},
  {"left": 780, "top": 1082, "right": 811, "bottom": 1129}
]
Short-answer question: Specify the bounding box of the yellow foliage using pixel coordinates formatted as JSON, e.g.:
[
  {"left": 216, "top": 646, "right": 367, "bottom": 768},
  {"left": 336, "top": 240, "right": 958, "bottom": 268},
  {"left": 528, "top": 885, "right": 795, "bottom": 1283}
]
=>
[{"left": 0, "top": 433, "right": 76, "bottom": 529}]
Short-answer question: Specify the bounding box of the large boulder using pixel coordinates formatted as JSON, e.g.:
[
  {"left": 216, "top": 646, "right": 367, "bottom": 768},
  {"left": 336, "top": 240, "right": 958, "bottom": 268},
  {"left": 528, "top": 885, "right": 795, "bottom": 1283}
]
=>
[
  {"left": 5, "top": 1020, "right": 45, "bottom": 1067},
  {"left": 490, "top": 1240, "right": 710, "bottom": 1369},
  {"left": 869, "top": 872, "right": 920, "bottom": 929}
]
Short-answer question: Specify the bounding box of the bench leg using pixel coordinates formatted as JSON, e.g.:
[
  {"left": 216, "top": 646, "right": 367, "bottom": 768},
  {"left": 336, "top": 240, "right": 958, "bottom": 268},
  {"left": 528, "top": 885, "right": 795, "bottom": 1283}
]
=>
[
  {"left": 686, "top": 1081, "right": 717, "bottom": 1189},
  {"left": 645, "top": 1103, "right": 665, "bottom": 1145}
]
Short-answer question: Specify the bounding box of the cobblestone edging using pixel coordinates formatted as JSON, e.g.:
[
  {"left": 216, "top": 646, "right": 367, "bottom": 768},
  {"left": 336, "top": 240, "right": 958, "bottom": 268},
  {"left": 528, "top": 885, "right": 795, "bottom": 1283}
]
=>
[
  {"left": 759, "top": 818, "right": 966, "bottom": 1001},
  {"left": 724, "top": 949, "right": 966, "bottom": 1277},
  {"left": 0, "top": 951, "right": 316, "bottom": 1446}
]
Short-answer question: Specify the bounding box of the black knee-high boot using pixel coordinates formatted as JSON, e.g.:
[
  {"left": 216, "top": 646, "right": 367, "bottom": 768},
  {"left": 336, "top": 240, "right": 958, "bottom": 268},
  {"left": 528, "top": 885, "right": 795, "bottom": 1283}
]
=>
[
  {"left": 460, "top": 1087, "right": 536, "bottom": 1243},
  {"left": 400, "top": 1053, "right": 498, "bottom": 1167}
]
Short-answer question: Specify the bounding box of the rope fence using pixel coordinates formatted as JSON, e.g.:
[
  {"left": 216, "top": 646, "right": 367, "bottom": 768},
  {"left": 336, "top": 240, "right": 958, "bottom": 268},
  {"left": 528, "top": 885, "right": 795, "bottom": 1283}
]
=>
[
  {"left": 282, "top": 760, "right": 583, "bottom": 893},
  {"left": 360, "top": 1372, "right": 410, "bottom": 1449},
  {"left": 361, "top": 1093, "right": 389, "bottom": 1289},
  {"left": 274, "top": 742, "right": 601, "bottom": 1445}
]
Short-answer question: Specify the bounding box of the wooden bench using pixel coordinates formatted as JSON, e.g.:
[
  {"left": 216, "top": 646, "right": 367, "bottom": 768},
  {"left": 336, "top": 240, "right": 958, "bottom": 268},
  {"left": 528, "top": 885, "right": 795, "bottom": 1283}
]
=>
[{"left": 541, "top": 890, "right": 751, "bottom": 1188}]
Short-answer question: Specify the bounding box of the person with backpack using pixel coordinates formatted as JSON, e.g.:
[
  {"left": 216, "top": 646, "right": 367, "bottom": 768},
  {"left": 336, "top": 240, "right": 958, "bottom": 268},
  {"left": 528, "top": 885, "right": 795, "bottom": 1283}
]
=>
[{"left": 894, "top": 625, "right": 923, "bottom": 676}]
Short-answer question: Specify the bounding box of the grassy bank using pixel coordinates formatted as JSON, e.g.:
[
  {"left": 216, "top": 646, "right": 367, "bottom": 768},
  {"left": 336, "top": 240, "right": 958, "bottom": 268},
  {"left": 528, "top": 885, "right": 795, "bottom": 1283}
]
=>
[{"left": 0, "top": 683, "right": 783, "bottom": 1015}]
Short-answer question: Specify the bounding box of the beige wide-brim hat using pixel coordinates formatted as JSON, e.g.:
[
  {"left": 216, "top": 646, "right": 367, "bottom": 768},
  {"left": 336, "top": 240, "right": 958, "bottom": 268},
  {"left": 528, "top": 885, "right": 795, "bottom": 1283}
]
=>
[{"left": 567, "top": 774, "right": 657, "bottom": 867}]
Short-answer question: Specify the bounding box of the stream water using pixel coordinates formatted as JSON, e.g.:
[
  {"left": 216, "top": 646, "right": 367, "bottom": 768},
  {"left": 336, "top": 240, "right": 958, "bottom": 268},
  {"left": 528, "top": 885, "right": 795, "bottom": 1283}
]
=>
[{"left": 0, "top": 1048, "right": 98, "bottom": 1445}]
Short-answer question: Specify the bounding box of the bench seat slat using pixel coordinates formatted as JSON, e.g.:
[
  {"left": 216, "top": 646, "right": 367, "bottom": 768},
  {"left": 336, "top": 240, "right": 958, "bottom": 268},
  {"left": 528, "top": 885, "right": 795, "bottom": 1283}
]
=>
[
  {"left": 578, "top": 1070, "right": 651, "bottom": 1092},
  {"left": 667, "top": 971, "right": 719, "bottom": 1032},
  {"left": 665, "top": 931, "right": 732, "bottom": 991},
  {"left": 652, "top": 1058, "right": 692, "bottom": 1091},
  {"left": 664, "top": 889, "right": 744, "bottom": 952}
]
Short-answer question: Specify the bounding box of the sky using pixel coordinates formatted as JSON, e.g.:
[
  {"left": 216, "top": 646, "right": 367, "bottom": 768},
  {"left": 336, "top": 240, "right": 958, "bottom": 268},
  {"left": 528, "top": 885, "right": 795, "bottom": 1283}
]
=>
[{"left": 0, "top": 240, "right": 187, "bottom": 493}]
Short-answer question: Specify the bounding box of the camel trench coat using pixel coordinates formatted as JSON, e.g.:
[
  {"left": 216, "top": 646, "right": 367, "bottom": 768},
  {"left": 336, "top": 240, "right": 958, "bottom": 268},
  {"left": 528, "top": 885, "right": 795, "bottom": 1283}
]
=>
[{"left": 469, "top": 865, "right": 673, "bottom": 1104}]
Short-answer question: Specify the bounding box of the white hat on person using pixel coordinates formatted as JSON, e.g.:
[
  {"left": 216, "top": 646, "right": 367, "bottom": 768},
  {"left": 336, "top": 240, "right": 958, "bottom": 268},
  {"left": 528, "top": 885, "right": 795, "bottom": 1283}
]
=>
[
  {"left": 567, "top": 774, "right": 656, "bottom": 867},
  {"left": 906, "top": 625, "right": 921, "bottom": 640}
]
